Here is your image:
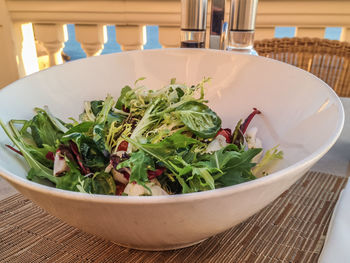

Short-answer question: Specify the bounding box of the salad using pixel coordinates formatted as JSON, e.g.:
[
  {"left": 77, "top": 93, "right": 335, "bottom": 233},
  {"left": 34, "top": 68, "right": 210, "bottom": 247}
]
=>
[{"left": 0, "top": 78, "right": 283, "bottom": 196}]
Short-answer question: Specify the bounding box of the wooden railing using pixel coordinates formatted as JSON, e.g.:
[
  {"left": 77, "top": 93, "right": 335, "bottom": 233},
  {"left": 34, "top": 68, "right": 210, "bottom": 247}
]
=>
[{"left": 1, "top": 0, "right": 350, "bottom": 88}]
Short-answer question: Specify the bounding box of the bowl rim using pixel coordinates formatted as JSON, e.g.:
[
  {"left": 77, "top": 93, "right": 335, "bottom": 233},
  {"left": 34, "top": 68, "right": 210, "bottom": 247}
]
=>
[{"left": 0, "top": 48, "right": 345, "bottom": 204}]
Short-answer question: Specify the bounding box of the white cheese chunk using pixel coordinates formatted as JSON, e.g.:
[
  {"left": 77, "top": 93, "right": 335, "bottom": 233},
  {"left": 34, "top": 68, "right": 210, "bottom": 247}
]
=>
[
  {"left": 205, "top": 135, "right": 228, "bottom": 153},
  {"left": 123, "top": 180, "right": 168, "bottom": 196}
]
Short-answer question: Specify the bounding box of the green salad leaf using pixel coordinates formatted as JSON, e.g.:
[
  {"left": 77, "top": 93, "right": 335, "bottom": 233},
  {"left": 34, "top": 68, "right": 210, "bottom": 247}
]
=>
[
  {"left": 0, "top": 120, "right": 57, "bottom": 184},
  {"left": 76, "top": 135, "right": 109, "bottom": 170},
  {"left": 90, "top": 100, "right": 104, "bottom": 116},
  {"left": 55, "top": 159, "right": 84, "bottom": 191},
  {"left": 21, "top": 108, "right": 63, "bottom": 148},
  {"left": 139, "top": 132, "right": 199, "bottom": 157},
  {"left": 0, "top": 78, "right": 282, "bottom": 196},
  {"left": 90, "top": 172, "right": 116, "bottom": 195},
  {"left": 212, "top": 146, "right": 262, "bottom": 187},
  {"left": 117, "top": 150, "right": 154, "bottom": 186},
  {"left": 55, "top": 160, "right": 116, "bottom": 195},
  {"left": 252, "top": 146, "right": 283, "bottom": 177},
  {"left": 116, "top": 85, "right": 133, "bottom": 110},
  {"left": 175, "top": 101, "right": 221, "bottom": 138}
]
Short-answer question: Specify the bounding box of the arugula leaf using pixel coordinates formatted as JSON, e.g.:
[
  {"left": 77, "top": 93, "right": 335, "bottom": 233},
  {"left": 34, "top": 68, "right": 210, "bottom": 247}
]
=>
[
  {"left": 215, "top": 169, "right": 253, "bottom": 187},
  {"left": 208, "top": 146, "right": 262, "bottom": 187},
  {"left": 0, "top": 120, "right": 57, "bottom": 184},
  {"left": 206, "top": 144, "right": 241, "bottom": 171},
  {"left": 175, "top": 101, "right": 221, "bottom": 138},
  {"left": 64, "top": 121, "right": 94, "bottom": 136},
  {"left": 140, "top": 132, "right": 199, "bottom": 156},
  {"left": 7, "top": 119, "right": 56, "bottom": 168},
  {"left": 55, "top": 159, "right": 84, "bottom": 191},
  {"left": 123, "top": 137, "right": 210, "bottom": 194},
  {"left": 177, "top": 147, "right": 198, "bottom": 164},
  {"left": 124, "top": 133, "right": 197, "bottom": 171},
  {"left": 117, "top": 150, "right": 154, "bottom": 186},
  {"left": 163, "top": 157, "right": 192, "bottom": 193},
  {"left": 27, "top": 144, "right": 55, "bottom": 168},
  {"left": 27, "top": 168, "right": 56, "bottom": 187},
  {"left": 190, "top": 167, "right": 215, "bottom": 190},
  {"left": 39, "top": 106, "right": 69, "bottom": 133},
  {"left": 165, "top": 155, "right": 217, "bottom": 193},
  {"left": 21, "top": 109, "right": 63, "bottom": 148},
  {"left": 189, "top": 144, "right": 261, "bottom": 188},
  {"left": 211, "top": 145, "right": 261, "bottom": 171},
  {"left": 122, "top": 136, "right": 192, "bottom": 193}
]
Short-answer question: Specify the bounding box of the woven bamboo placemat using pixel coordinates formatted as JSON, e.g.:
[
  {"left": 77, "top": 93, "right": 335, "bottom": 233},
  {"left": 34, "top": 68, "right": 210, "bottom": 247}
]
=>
[{"left": 0, "top": 171, "right": 347, "bottom": 263}]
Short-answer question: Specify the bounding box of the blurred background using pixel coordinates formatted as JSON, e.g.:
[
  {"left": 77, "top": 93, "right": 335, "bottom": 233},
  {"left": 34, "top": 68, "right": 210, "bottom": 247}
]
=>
[{"left": 63, "top": 25, "right": 342, "bottom": 61}]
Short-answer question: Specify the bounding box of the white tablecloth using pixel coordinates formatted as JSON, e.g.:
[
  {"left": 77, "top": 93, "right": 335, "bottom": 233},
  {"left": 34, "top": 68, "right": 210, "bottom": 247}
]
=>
[{"left": 318, "top": 180, "right": 350, "bottom": 263}]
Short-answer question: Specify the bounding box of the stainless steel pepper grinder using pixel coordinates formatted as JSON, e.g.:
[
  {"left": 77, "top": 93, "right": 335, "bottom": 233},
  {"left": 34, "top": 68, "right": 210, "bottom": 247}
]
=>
[
  {"left": 181, "top": 0, "right": 208, "bottom": 48},
  {"left": 226, "top": 0, "right": 259, "bottom": 55}
]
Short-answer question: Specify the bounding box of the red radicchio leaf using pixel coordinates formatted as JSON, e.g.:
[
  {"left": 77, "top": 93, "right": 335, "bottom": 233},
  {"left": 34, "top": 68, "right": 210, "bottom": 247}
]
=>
[
  {"left": 45, "top": 151, "right": 55, "bottom": 161},
  {"left": 116, "top": 183, "right": 127, "bottom": 196},
  {"left": 215, "top": 128, "right": 232, "bottom": 143},
  {"left": 110, "top": 155, "right": 121, "bottom": 169},
  {"left": 68, "top": 141, "right": 90, "bottom": 175},
  {"left": 118, "top": 168, "right": 130, "bottom": 180},
  {"left": 240, "top": 108, "right": 261, "bottom": 134},
  {"left": 5, "top": 144, "right": 23, "bottom": 156},
  {"left": 122, "top": 105, "right": 130, "bottom": 113},
  {"left": 147, "top": 167, "right": 165, "bottom": 180},
  {"left": 117, "top": 141, "right": 128, "bottom": 152}
]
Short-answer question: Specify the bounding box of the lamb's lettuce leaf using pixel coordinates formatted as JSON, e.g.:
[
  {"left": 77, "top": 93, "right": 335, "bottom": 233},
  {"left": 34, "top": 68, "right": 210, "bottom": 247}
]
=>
[{"left": 175, "top": 101, "right": 221, "bottom": 138}]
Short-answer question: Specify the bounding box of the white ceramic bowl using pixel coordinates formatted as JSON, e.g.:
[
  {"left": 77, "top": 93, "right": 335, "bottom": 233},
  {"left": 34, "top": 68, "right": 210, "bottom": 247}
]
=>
[{"left": 0, "top": 49, "right": 344, "bottom": 250}]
